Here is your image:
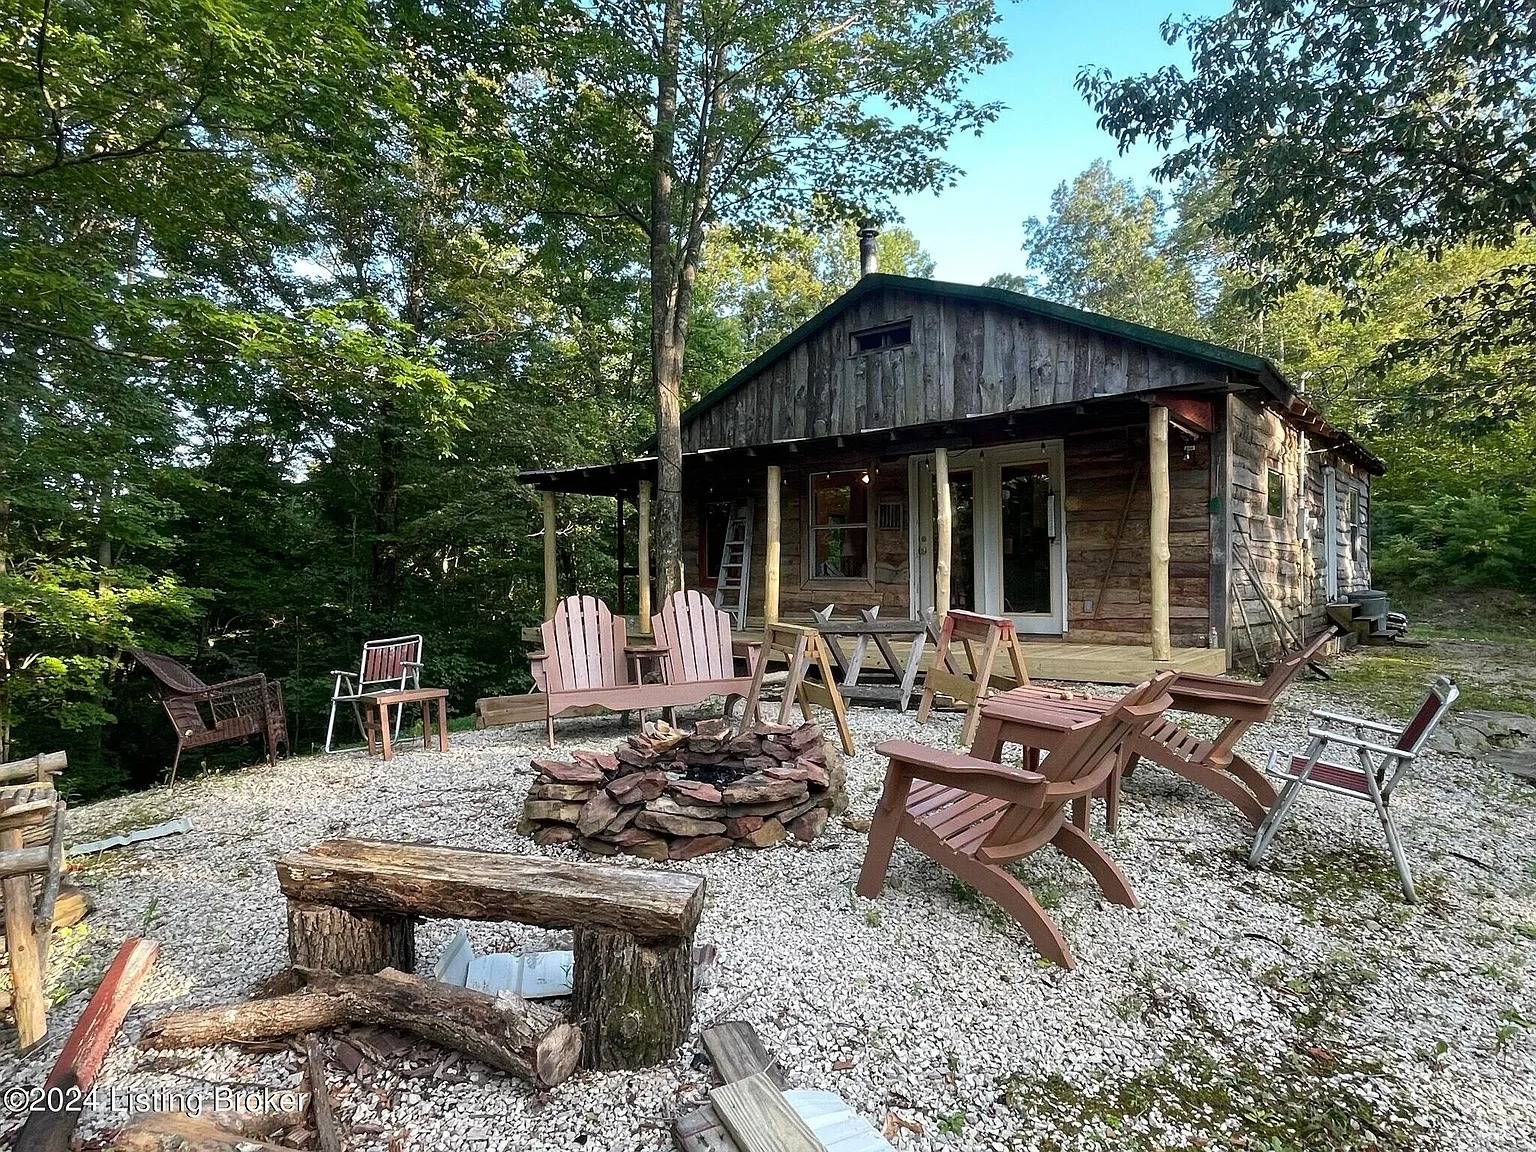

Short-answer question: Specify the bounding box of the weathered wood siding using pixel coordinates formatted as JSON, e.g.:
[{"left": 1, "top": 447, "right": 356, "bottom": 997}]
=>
[
  {"left": 681, "top": 461, "right": 911, "bottom": 618},
  {"left": 1064, "top": 428, "right": 1213, "bottom": 647},
  {"left": 1227, "top": 394, "right": 1371, "bottom": 663},
  {"left": 683, "top": 288, "right": 1233, "bottom": 452}
]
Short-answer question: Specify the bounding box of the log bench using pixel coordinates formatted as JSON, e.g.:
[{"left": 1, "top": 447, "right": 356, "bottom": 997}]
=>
[{"left": 275, "top": 838, "right": 706, "bottom": 1070}]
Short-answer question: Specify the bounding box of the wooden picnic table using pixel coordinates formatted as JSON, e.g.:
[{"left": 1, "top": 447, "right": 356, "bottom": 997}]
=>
[
  {"left": 812, "top": 608, "right": 937, "bottom": 712},
  {"left": 364, "top": 687, "right": 450, "bottom": 762},
  {"left": 971, "top": 685, "right": 1122, "bottom": 829}
]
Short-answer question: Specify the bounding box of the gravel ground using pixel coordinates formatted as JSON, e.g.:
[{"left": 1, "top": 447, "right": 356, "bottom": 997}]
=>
[{"left": 3, "top": 681, "right": 1534, "bottom": 1152}]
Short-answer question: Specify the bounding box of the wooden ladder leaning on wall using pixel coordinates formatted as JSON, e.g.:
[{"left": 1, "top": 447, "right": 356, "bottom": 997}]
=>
[
  {"left": 712, "top": 500, "right": 754, "bottom": 631},
  {"left": 738, "top": 624, "right": 855, "bottom": 756}
]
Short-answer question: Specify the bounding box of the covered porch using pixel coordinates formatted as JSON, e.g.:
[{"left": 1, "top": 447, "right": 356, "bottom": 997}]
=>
[{"left": 519, "top": 396, "right": 1230, "bottom": 685}]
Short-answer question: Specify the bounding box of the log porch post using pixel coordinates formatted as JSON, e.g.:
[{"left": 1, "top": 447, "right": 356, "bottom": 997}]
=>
[
  {"left": 637, "top": 480, "right": 653, "bottom": 635},
  {"left": 933, "top": 447, "right": 953, "bottom": 618},
  {"left": 1149, "top": 405, "right": 1172, "bottom": 661},
  {"left": 764, "top": 465, "right": 782, "bottom": 625},
  {"left": 542, "top": 490, "right": 558, "bottom": 621}
]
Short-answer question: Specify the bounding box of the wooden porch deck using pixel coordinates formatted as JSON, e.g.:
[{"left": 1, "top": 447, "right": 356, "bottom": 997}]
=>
[{"left": 518, "top": 618, "right": 1227, "bottom": 685}]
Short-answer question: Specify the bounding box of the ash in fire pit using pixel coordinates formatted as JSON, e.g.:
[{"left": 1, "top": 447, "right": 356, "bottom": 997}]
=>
[{"left": 523, "top": 718, "right": 847, "bottom": 861}]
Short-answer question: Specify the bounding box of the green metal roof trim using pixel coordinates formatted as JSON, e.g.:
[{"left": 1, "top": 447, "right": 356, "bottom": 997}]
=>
[{"left": 667, "top": 272, "right": 1382, "bottom": 473}]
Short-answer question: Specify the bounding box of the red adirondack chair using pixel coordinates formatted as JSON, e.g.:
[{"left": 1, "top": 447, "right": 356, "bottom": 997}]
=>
[
  {"left": 1122, "top": 626, "right": 1340, "bottom": 828},
  {"left": 857, "top": 673, "right": 1175, "bottom": 968}
]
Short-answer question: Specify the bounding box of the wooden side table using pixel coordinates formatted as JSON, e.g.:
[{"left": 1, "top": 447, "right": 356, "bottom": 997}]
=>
[{"left": 364, "top": 688, "right": 450, "bottom": 761}]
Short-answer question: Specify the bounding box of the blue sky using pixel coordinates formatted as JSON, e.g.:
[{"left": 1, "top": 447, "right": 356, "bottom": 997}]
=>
[{"left": 891, "top": 0, "right": 1229, "bottom": 284}]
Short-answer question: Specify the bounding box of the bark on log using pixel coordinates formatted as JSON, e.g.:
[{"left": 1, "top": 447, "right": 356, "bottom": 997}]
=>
[
  {"left": 572, "top": 926, "right": 692, "bottom": 1071},
  {"left": 112, "top": 1113, "right": 293, "bottom": 1151},
  {"left": 276, "top": 838, "right": 705, "bottom": 941},
  {"left": 138, "top": 968, "right": 582, "bottom": 1088},
  {"left": 286, "top": 901, "right": 414, "bottom": 974}
]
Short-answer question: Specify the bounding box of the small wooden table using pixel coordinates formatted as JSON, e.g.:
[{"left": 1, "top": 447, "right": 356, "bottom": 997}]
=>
[
  {"left": 972, "top": 685, "right": 1121, "bottom": 829},
  {"left": 812, "top": 608, "right": 936, "bottom": 711},
  {"left": 363, "top": 688, "right": 450, "bottom": 761}
]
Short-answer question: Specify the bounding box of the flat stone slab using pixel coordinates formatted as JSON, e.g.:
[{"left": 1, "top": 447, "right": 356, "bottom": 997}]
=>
[{"left": 1428, "top": 709, "right": 1536, "bottom": 758}]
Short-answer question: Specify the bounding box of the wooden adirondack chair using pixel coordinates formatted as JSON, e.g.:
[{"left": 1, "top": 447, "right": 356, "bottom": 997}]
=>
[
  {"left": 128, "top": 649, "right": 288, "bottom": 789},
  {"left": 858, "top": 673, "right": 1175, "bottom": 969},
  {"left": 539, "top": 595, "right": 697, "bottom": 745},
  {"left": 325, "top": 634, "right": 424, "bottom": 752},
  {"left": 1121, "top": 626, "right": 1339, "bottom": 829},
  {"left": 651, "top": 590, "right": 760, "bottom": 721}
]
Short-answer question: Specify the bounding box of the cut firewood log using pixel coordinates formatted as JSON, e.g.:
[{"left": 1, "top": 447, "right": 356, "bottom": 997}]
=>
[
  {"left": 112, "top": 1112, "right": 293, "bottom": 1151},
  {"left": 304, "top": 1034, "right": 343, "bottom": 1152},
  {"left": 14, "top": 937, "right": 159, "bottom": 1152},
  {"left": 139, "top": 968, "right": 582, "bottom": 1088}
]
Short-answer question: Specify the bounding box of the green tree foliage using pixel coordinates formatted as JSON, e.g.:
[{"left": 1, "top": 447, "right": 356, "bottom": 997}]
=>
[
  {"left": 515, "top": 0, "right": 1008, "bottom": 603},
  {"left": 0, "top": 0, "right": 975, "bottom": 797},
  {"left": 694, "top": 223, "right": 935, "bottom": 376},
  {"left": 1005, "top": 160, "right": 1206, "bottom": 335},
  {"left": 1075, "top": 1, "right": 1536, "bottom": 601}
]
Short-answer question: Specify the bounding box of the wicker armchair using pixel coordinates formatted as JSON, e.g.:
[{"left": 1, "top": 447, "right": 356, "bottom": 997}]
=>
[{"left": 128, "top": 649, "right": 289, "bottom": 789}]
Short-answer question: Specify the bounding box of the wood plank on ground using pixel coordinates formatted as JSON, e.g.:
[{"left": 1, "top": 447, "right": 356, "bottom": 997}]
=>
[
  {"left": 14, "top": 936, "right": 160, "bottom": 1152},
  {"left": 674, "top": 1102, "right": 742, "bottom": 1152},
  {"left": 702, "top": 1021, "right": 787, "bottom": 1088},
  {"left": 709, "top": 1071, "right": 822, "bottom": 1152}
]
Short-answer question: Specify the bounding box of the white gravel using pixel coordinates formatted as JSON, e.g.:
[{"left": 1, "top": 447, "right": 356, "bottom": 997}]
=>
[{"left": 3, "top": 681, "right": 1534, "bottom": 1152}]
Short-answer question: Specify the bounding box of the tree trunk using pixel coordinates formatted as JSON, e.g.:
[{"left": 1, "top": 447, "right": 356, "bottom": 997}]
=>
[
  {"left": 286, "top": 902, "right": 414, "bottom": 974},
  {"left": 139, "top": 968, "right": 583, "bottom": 1088},
  {"left": 370, "top": 407, "right": 403, "bottom": 617},
  {"left": 572, "top": 926, "right": 692, "bottom": 1070},
  {"left": 650, "top": 0, "right": 684, "bottom": 600}
]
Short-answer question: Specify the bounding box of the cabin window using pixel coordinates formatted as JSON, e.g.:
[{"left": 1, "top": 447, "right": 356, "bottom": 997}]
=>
[
  {"left": 1266, "top": 468, "right": 1285, "bottom": 519},
  {"left": 849, "top": 320, "right": 912, "bottom": 355},
  {"left": 809, "top": 470, "right": 869, "bottom": 580},
  {"left": 1349, "top": 488, "right": 1364, "bottom": 551}
]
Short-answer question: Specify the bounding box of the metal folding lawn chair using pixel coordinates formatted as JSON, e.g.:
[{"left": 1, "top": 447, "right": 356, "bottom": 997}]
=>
[
  {"left": 325, "top": 634, "right": 424, "bottom": 752},
  {"left": 1248, "top": 676, "right": 1458, "bottom": 902}
]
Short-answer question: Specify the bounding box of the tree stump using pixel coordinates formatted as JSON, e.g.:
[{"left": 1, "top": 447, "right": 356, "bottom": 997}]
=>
[
  {"left": 286, "top": 902, "right": 413, "bottom": 974},
  {"left": 572, "top": 927, "right": 692, "bottom": 1070}
]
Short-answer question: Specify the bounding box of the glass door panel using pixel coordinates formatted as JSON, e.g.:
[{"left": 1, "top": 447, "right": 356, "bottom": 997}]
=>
[
  {"left": 948, "top": 471, "right": 975, "bottom": 611},
  {"left": 999, "top": 461, "right": 1053, "bottom": 616}
]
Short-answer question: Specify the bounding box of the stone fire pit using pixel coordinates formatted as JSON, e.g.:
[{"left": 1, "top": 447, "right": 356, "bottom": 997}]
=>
[{"left": 523, "top": 718, "right": 847, "bottom": 860}]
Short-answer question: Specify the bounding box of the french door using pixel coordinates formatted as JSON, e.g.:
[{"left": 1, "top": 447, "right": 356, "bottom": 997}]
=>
[{"left": 910, "top": 442, "right": 1067, "bottom": 634}]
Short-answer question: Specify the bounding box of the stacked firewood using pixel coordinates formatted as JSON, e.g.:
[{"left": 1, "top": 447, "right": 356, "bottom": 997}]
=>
[{"left": 523, "top": 718, "right": 847, "bottom": 861}]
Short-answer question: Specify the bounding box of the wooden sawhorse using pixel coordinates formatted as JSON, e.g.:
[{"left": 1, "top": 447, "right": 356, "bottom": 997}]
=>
[
  {"left": 739, "top": 624, "right": 855, "bottom": 755},
  {"left": 916, "top": 610, "right": 1031, "bottom": 745}
]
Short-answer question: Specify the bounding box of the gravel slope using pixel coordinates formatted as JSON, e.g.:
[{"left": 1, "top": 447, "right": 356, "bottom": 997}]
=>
[{"left": 2, "top": 685, "right": 1533, "bottom": 1152}]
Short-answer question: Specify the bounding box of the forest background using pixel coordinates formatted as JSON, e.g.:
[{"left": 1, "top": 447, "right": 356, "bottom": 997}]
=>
[{"left": 4, "top": 0, "right": 1533, "bottom": 797}]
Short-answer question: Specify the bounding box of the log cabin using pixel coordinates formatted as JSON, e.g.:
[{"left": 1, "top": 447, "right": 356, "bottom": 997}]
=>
[{"left": 521, "top": 253, "right": 1380, "bottom": 682}]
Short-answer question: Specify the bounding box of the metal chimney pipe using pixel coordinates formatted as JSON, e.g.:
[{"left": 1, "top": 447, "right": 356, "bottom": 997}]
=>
[{"left": 858, "top": 224, "right": 879, "bottom": 276}]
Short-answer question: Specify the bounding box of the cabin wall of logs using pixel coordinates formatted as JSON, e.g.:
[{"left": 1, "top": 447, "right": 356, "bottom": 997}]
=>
[
  {"left": 524, "top": 719, "right": 847, "bottom": 860},
  {"left": 1228, "top": 394, "right": 1374, "bottom": 662}
]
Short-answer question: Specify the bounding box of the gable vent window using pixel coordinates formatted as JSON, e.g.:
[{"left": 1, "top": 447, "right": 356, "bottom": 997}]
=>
[{"left": 850, "top": 320, "right": 912, "bottom": 355}]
